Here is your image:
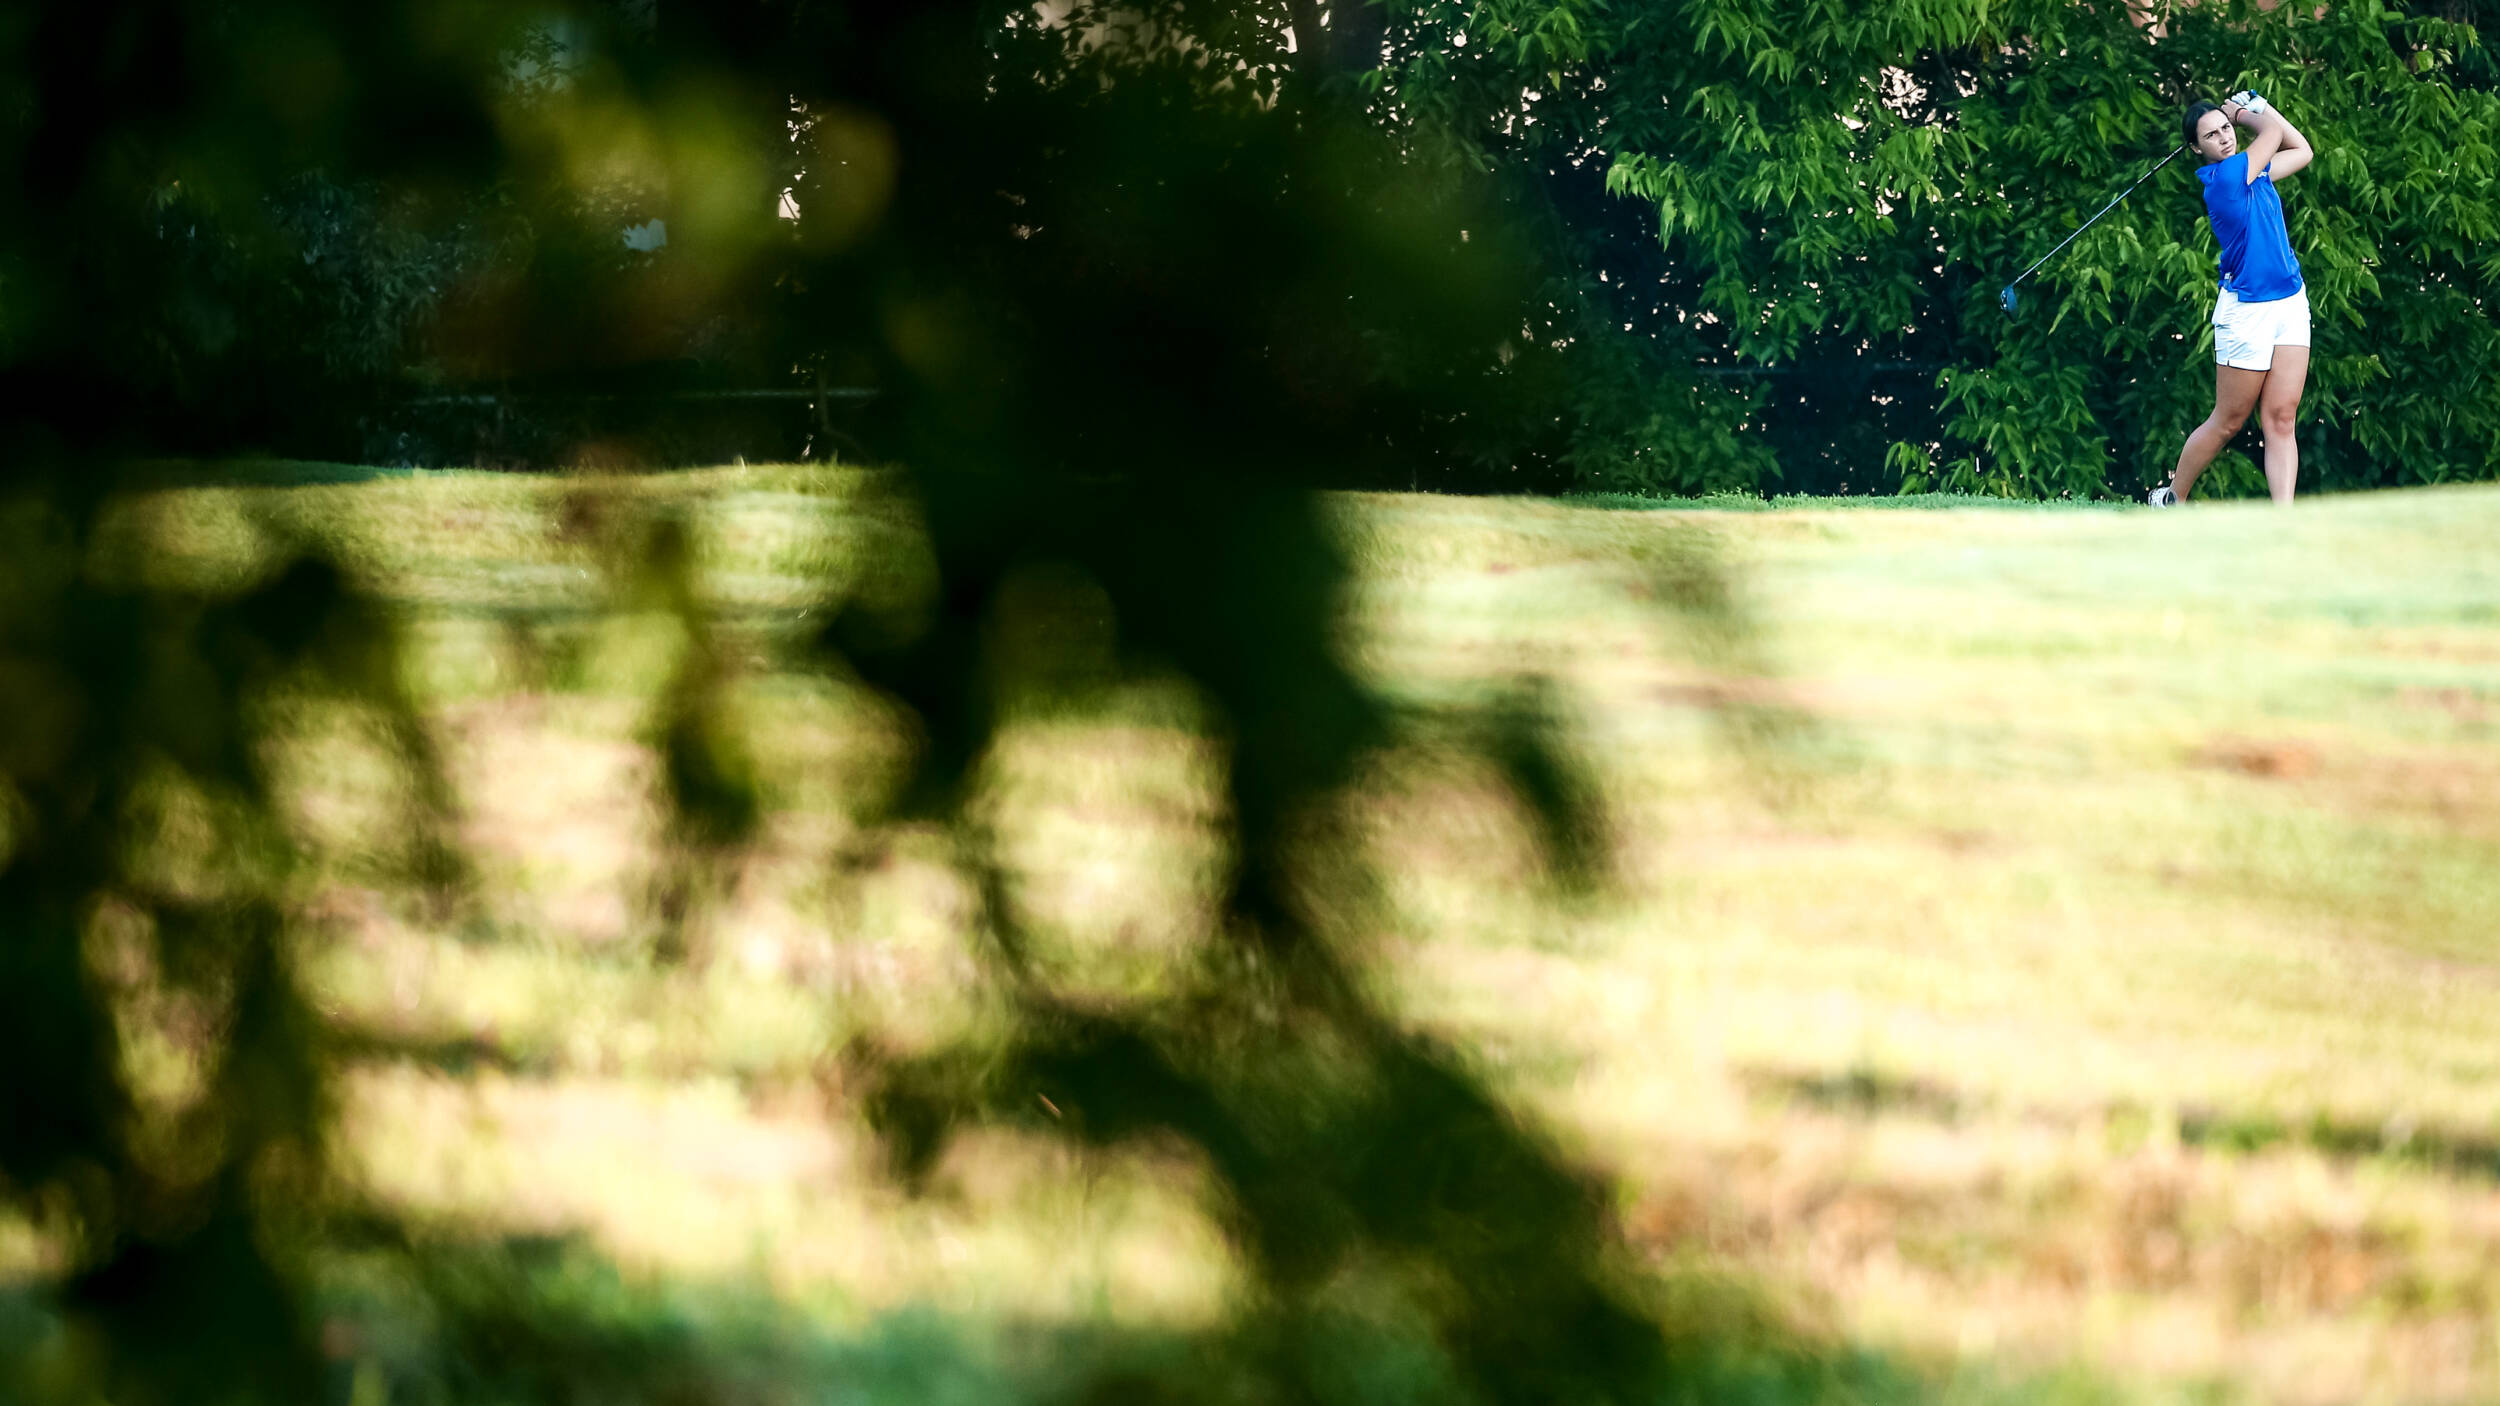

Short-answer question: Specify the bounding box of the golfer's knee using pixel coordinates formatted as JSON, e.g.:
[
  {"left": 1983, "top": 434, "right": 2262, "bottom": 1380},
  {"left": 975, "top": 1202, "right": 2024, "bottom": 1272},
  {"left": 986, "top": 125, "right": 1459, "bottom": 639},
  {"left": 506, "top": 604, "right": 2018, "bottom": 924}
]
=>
[{"left": 2260, "top": 404, "right": 2298, "bottom": 440}]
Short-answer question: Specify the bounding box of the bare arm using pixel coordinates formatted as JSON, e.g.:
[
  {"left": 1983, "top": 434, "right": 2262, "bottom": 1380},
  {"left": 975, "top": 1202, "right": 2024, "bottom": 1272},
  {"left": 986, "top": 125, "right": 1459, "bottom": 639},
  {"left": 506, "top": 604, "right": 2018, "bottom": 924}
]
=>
[
  {"left": 2262, "top": 107, "right": 2313, "bottom": 182},
  {"left": 2232, "top": 100, "right": 2313, "bottom": 184}
]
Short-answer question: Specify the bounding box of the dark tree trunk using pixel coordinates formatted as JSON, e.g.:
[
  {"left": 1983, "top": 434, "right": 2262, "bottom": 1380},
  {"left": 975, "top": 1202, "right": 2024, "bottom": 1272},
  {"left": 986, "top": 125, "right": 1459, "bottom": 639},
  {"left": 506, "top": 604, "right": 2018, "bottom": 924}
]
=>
[
  {"left": 1327, "top": 1, "right": 1389, "bottom": 76},
  {"left": 1285, "top": 0, "right": 1328, "bottom": 77},
  {"left": 1286, "top": 0, "right": 1389, "bottom": 88}
]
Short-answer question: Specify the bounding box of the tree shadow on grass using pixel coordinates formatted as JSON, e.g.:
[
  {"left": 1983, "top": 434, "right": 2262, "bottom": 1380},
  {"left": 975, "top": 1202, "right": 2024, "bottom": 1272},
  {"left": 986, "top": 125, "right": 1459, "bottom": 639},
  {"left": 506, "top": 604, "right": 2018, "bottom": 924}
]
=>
[
  {"left": 0, "top": 1231, "right": 2151, "bottom": 1406},
  {"left": 1749, "top": 1061, "right": 2500, "bottom": 1186}
]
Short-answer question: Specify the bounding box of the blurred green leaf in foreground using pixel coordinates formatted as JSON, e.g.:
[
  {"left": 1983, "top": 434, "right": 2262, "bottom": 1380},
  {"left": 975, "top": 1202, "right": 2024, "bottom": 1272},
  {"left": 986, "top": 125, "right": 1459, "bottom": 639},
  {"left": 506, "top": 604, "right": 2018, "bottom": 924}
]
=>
[{"left": 0, "top": 2, "right": 1800, "bottom": 1402}]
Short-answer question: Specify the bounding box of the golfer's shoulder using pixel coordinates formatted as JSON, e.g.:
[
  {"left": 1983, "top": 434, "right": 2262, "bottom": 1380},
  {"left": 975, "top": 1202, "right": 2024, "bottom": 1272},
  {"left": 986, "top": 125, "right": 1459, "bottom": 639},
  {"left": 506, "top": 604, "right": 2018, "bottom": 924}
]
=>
[{"left": 2196, "top": 155, "right": 2247, "bottom": 196}]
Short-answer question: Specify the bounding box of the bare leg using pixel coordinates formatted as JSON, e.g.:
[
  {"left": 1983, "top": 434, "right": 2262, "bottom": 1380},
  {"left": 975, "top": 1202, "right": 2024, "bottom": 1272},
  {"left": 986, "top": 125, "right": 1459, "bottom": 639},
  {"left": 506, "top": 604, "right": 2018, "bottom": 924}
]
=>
[
  {"left": 2257, "top": 344, "right": 2309, "bottom": 504},
  {"left": 2171, "top": 364, "right": 2268, "bottom": 501}
]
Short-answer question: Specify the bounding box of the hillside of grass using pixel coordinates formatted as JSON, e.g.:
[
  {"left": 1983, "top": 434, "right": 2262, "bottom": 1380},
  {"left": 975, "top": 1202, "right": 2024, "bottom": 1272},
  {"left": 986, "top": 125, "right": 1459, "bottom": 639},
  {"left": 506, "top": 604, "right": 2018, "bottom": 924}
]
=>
[{"left": 21, "top": 466, "right": 2499, "bottom": 1404}]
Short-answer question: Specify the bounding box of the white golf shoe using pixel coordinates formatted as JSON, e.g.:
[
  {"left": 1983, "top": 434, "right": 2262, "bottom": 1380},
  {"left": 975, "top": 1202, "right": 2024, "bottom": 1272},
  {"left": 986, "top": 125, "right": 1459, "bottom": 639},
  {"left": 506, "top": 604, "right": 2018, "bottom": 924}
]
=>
[{"left": 2147, "top": 487, "right": 2178, "bottom": 508}]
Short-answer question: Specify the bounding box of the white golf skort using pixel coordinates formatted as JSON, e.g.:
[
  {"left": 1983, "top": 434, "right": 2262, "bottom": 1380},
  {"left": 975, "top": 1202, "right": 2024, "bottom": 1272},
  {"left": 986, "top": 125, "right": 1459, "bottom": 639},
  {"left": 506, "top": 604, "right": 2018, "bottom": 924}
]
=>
[{"left": 2212, "top": 286, "right": 2311, "bottom": 372}]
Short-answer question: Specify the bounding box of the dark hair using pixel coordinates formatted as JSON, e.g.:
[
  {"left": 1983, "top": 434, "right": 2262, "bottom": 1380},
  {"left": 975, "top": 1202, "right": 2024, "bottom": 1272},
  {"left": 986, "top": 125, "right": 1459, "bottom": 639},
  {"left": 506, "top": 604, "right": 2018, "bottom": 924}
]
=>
[{"left": 2183, "top": 101, "right": 2222, "bottom": 148}]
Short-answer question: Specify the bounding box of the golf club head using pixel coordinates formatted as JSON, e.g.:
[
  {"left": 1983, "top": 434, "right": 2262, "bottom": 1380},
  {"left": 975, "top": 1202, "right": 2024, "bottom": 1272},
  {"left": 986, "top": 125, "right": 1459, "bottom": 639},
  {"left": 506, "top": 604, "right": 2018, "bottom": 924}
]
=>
[{"left": 1999, "top": 285, "right": 2018, "bottom": 315}]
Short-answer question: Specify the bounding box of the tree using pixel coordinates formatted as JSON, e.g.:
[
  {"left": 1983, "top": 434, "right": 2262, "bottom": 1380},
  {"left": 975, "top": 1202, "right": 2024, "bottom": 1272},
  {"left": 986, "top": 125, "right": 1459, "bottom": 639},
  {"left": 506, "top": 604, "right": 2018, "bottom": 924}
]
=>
[
  {"left": 0, "top": 2, "right": 1776, "bottom": 1400},
  {"left": 1376, "top": 0, "right": 2500, "bottom": 496}
]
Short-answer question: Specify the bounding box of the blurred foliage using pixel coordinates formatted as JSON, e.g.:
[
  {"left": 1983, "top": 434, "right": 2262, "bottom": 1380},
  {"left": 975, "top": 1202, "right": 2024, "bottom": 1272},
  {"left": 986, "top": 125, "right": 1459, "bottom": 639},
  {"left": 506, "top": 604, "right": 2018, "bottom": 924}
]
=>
[
  {"left": 1380, "top": 0, "right": 2500, "bottom": 496},
  {"left": 0, "top": 1, "right": 1819, "bottom": 1402},
  {"left": 0, "top": 517, "right": 457, "bottom": 1402}
]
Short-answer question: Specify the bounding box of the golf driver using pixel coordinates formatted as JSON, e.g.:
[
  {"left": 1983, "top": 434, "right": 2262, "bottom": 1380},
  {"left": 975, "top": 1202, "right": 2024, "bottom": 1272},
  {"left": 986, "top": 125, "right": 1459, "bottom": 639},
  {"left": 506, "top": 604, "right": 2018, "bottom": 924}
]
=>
[{"left": 2000, "top": 141, "right": 2191, "bottom": 314}]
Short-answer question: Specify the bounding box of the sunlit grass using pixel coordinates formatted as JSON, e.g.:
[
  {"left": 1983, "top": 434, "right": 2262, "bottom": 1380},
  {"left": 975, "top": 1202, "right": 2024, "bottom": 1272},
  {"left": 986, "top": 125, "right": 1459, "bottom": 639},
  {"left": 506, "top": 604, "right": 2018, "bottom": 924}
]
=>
[
  {"left": 73, "top": 465, "right": 2500, "bottom": 1402},
  {"left": 1345, "top": 486, "right": 2500, "bottom": 1402}
]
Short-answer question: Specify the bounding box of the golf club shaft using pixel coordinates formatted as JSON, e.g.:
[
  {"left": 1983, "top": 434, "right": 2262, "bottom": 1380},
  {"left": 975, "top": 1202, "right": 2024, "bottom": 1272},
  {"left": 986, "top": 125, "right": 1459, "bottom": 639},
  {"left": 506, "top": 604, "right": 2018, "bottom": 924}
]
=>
[{"left": 2008, "top": 142, "right": 2188, "bottom": 291}]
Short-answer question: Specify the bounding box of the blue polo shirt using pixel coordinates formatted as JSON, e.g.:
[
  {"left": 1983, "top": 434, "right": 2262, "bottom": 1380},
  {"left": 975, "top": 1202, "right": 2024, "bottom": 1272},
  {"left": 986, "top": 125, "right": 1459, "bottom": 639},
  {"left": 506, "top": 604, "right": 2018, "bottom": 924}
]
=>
[{"left": 2198, "top": 153, "right": 2303, "bottom": 302}]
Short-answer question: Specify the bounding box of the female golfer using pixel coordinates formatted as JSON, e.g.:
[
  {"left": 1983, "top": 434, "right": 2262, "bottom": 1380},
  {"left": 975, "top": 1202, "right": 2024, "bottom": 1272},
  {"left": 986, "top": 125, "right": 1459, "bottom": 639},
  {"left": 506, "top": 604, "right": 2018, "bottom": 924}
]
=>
[{"left": 2151, "top": 91, "right": 2314, "bottom": 506}]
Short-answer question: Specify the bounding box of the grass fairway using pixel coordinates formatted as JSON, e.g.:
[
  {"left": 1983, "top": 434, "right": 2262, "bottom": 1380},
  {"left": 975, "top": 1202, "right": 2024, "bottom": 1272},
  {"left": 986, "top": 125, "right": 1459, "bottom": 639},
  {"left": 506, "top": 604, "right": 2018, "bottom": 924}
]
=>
[
  {"left": 54, "top": 468, "right": 2500, "bottom": 1402},
  {"left": 1353, "top": 486, "right": 2500, "bottom": 1401}
]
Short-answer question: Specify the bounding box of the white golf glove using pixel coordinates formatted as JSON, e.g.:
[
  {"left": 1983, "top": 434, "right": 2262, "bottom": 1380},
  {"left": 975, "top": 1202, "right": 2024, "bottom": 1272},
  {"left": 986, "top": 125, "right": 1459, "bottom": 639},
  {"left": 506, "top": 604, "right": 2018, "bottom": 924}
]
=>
[{"left": 2227, "top": 90, "right": 2270, "bottom": 116}]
